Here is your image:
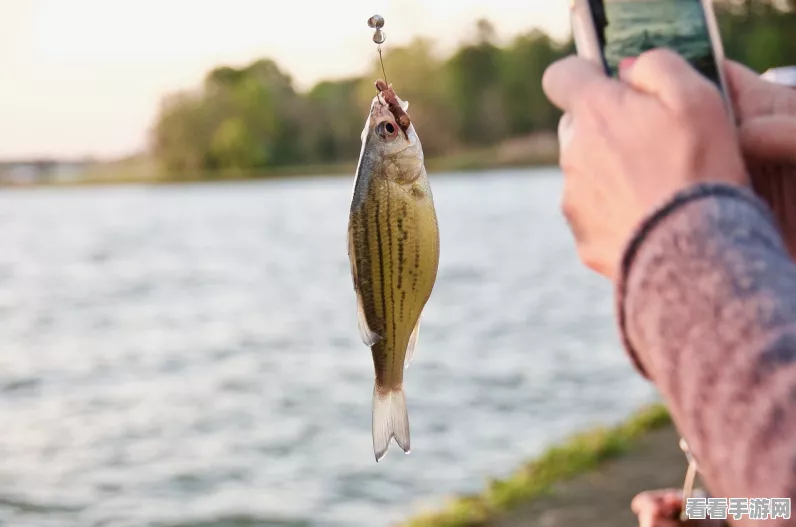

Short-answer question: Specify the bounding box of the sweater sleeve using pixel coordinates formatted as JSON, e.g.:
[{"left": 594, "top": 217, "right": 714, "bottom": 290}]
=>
[{"left": 616, "top": 183, "right": 796, "bottom": 526}]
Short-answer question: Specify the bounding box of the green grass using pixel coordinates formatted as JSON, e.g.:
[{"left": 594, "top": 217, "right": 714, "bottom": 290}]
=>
[{"left": 399, "top": 403, "right": 671, "bottom": 527}]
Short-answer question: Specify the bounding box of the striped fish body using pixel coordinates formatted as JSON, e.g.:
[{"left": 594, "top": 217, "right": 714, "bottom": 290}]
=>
[{"left": 347, "top": 84, "right": 440, "bottom": 462}]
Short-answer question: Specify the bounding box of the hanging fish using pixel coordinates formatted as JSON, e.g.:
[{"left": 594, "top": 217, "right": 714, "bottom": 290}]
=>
[{"left": 347, "top": 79, "right": 440, "bottom": 462}]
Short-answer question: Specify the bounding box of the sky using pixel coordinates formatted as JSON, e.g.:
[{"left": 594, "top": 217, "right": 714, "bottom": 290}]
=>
[{"left": 0, "top": 0, "right": 571, "bottom": 161}]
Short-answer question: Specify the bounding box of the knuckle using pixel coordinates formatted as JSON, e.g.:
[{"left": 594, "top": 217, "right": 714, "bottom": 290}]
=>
[
  {"left": 560, "top": 179, "right": 582, "bottom": 232},
  {"left": 580, "top": 248, "right": 608, "bottom": 276},
  {"left": 560, "top": 192, "right": 576, "bottom": 222},
  {"left": 560, "top": 153, "right": 578, "bottom": 178},
  {"left": 578, "top": 246, "right": 599, "bottom": 271},
  {"left": 558, "top": 113, "right": 575, "bottom": 149},
  {"left": 560, "top": 177, "right": 580, "bottom": 225}
]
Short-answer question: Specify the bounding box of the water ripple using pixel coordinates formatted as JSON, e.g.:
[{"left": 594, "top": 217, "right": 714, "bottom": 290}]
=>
[{"left": 0, "top": 170, "right": 657, "bottom": 527}]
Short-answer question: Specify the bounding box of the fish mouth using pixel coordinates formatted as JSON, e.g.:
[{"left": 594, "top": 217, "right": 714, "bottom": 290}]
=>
[
  {"left": 374, "top": 80, "right": 411, "bottom": 132},
  {"left": 369, "top": 96, "right": 395, "bottom": 127}
]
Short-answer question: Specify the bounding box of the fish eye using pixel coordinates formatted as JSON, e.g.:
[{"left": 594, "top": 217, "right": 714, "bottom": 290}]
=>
[{"left": 376, "top": 121, "right": 399, "bottom": 141}]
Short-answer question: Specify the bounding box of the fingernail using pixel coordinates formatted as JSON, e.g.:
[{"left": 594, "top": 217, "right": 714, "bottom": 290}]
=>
[{"left": 619, "top": 57, "right": 637, "bottom": 77}]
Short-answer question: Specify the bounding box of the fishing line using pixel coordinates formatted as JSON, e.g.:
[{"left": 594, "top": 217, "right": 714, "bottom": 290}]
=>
[
  {"left": 367, "top": 14, "right": 388, "bottom": 86},
  {"left": 378, "top": 47, "right": 388, "bottom": 86}
]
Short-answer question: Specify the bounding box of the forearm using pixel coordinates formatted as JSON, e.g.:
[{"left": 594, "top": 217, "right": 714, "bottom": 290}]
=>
[{"left": 617, "top": 183, "right": 796, "bottom": 524}]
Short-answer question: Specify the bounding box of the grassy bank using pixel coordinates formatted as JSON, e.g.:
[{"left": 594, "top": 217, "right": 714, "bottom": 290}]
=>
[{"left": 399, "top": 403, "right": 671, "bottom": 527}]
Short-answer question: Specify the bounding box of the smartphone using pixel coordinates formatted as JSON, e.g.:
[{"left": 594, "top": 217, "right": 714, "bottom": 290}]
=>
[{"left": 570, "top": 0, "right": 731, "bottom": 101}]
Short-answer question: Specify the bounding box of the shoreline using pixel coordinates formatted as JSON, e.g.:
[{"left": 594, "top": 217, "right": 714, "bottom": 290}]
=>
[
  {"left": 0, "top": 159, "right": 558, "bottom": 189},
  {"left": 0, "top": 135, "right": 560, "bottom": 189},
  {"left": 397, "top": 403, "right": 676, "bottom": 527},
  {"left": 0, "top": 162, "right": 560, "bottom": 190}
]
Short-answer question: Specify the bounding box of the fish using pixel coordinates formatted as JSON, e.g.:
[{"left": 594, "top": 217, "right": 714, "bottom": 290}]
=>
[{"left": 347, "top": 80, "right": 440, "bottom": 462}]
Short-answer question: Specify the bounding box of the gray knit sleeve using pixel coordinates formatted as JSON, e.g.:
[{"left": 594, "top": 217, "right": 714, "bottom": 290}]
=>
[{"left": 616, "top": 183, "right": 796, "bottom": 526}]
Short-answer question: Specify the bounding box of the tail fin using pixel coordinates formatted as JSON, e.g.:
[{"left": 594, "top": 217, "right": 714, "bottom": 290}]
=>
[{"left": 372, "top": 385, "right": 410, "bottom": 462}]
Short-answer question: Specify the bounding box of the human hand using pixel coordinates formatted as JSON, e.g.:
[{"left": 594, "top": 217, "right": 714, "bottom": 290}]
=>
[
  {"left": 725, "top": 60, "right": 796, "bottom": 259},
  {"left": 541, "top": 49, "right": 748, "bottom": 279},
  {"left": 631, "top": 489, "right": 727, "bottom": 527}
]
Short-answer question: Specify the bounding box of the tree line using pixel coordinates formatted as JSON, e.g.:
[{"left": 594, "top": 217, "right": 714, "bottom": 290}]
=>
[{"left": 151, "top": 0, "right": 795, "bottom": 176}]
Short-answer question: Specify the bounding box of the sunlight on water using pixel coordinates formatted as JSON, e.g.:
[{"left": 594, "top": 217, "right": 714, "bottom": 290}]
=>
[{"left": 0, "top": 169, "right": 658, "bottom": 527}]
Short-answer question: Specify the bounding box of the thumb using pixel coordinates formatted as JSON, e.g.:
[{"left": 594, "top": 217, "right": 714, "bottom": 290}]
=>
[
  {"left": 543, "top": 55, "right": 615, "bottom": 112},
  {"left": 621, "top": 49, "right": 714, "bottom": 111},
  {"left": 739, "top": 116, "right": 796, "bottom": 164}
]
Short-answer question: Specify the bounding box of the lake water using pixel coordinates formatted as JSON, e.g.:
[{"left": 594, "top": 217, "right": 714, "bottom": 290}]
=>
[{"left": 0, "top": 168, "right": 658, "bottom": 527}]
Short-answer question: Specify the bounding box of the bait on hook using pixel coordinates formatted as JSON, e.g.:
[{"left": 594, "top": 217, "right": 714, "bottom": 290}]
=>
[{"left": 367, "top": 14, "right": 388, "bottom": 86}]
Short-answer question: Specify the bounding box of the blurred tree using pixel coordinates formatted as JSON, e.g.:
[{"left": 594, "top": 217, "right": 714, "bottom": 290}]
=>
[
  {"left": 307, "top": 78, "right": 363, "bottom": 162},
  {"left": 447, "top": 18, "right": 507, "bottom": 145},
  {"left": 500, "top": 30, "right": 571, "bottom": 136},
  {"left": 717, "top": 0, "right": 796, "bottom": 71},
  {"left": 358, "top": 38, "right": 458, "bottom": 156},
  {"left": 151, "top": 91, "right": 214, "bottom": 175},
  {"left": 153, "top": 59, "right": 306, "bottom": 172},
  {"left": 150, "top": 1, "right": 792, "bottom": 177}
]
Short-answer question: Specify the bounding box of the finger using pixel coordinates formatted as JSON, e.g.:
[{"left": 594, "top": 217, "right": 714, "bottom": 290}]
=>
[
  {"left": 560, "top": 166, "right": 579, "bottom": 235},
  {"left": 632, "top": 490, "right": 664, "bottom": 514},
  {"left": 657, "top": 493, "right": 685, "bottom": 519},
  {"left": 726, "top": 58, "right": 796, "bottom": 137},
  {"left": 724, "top": 60, "right": 766, "bottom": 119},
  {"left": 637, "top": 508, "right": 681, "bottom": 527},
  {"left": 621, "top": 48, "right": 719, "bottom": 112},
  {"left": 560, "top": 163, "right": 590, "bottom": 248},
  {"left": 543, "top": 55, "right": 611, "bottom": 112},
  {"left": 558, "top": 113, "right": 575, "bottom": 153},
  {"left": 724, "top": 59, "right": 764, "bottom": 89},
  {"left": 631, "top": 490, "right": 683, "bottom": 516},
  {"left": 643, "top": 515, "right": 681, "bottom": 527},
  {"left": 637, "top": 508, "right": 657, "bottom": 527},
  {"left": 740, "top": 116, "right": 796, "bottom": 164}
]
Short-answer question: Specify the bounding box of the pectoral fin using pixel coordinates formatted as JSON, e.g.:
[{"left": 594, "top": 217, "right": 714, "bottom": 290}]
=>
[
  {"left": 357, "top": 293, "right": 382, "bottom": 346},
  {"left": 348, "top": 227, "right": 382, "bottom": 347},
  {"left": 404, "top": 319, "right": 420, "bottom": 368}
]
